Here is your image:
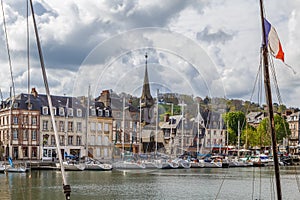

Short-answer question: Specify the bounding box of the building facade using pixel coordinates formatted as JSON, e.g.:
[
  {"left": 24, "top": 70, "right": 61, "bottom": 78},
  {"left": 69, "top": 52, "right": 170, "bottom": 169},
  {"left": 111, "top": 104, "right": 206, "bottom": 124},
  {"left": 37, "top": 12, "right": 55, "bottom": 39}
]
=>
[{"left": 0, "top": 92, "right": 40, "bottom": 160}]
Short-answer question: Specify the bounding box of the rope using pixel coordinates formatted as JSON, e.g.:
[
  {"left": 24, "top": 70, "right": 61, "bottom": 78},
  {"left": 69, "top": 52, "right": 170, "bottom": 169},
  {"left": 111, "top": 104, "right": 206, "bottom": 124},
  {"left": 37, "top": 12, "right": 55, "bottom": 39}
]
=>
[
  {"left": 1, "top": 0, "right": 16, "bottom": 98},
  {"left": 214, "top": 169, "right": 228, "bottom": 200}
]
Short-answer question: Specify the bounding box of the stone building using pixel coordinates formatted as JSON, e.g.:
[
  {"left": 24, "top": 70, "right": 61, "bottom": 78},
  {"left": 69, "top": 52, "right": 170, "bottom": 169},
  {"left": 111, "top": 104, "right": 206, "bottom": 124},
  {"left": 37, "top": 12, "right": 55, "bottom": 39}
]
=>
[{"left": 0, "top": 91, "right": 40, "bottom": 160}]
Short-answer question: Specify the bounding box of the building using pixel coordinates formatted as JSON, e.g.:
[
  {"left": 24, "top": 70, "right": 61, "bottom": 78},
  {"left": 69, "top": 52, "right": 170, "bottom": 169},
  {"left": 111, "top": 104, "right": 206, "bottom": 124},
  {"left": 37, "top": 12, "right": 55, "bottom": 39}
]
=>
[
  {"left": 86, "top": 90, "right": 114, "bottom": 160},
  {"left": 35, "top": 89, "right": 86, "bottom": 161},
  {"left": 203, "top": 112, "right": 227, "bottom": 154},
  {"left": 286, "top": 111, "right": 300, "bottom": 154},
  {"left": 0, "top": 92, "right": 40, "bottom": 160},
  {"left": 246, "top": 112, "right": 265, "bottom": 128},
  {"left": 111, "top": 93, "right": 141, "bottom": 157}
]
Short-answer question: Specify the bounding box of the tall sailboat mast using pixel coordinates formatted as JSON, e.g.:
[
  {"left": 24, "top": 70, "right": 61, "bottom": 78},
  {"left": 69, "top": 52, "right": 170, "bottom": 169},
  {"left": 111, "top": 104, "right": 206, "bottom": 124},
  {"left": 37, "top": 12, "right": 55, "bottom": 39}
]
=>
[
  {"left": 29, "top": 0, "right": 70, "bottom": 199},
  {"left": 259, "top": 0, "right": 282, "bottom": 199}
]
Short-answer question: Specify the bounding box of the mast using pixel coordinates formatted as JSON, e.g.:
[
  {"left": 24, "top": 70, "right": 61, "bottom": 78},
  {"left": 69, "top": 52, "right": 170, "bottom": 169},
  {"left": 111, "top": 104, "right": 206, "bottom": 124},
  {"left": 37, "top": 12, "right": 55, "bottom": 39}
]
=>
[
  {"left": 197, "top": 103, "right": 200, "bottom": 155},
  {"left": 85, "top": 85, "right": 90, "bottom": 158},
  {"left": 259, "top": 0, "right": 282, "bottom": 199},
  {"left": 155, "top": 89, "right": 159, "bottom": 155},
  {"left": 29, "top": 0, "right": 70, "bottom": 199}
]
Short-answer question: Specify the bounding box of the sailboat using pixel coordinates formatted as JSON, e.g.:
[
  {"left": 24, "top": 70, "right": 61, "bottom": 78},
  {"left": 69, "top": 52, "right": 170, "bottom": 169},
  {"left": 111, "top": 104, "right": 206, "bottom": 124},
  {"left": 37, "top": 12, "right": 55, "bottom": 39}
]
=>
[{"left": 0, "top": 157, "right": 29, "bottom": 173}]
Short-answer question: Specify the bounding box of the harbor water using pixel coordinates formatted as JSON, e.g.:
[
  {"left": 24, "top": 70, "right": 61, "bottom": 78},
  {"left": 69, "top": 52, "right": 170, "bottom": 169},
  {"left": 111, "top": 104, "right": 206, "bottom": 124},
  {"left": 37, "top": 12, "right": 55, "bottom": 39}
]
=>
[{"left": 0, "top": 167, "right": 299, "bottom": 200}]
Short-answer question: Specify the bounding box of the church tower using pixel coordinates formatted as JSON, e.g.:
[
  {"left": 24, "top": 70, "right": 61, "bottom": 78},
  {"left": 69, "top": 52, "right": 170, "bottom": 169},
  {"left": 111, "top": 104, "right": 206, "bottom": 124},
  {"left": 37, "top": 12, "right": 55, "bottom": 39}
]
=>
[{"left": 140, "top": 53, "right": 154, "bottom": 124}]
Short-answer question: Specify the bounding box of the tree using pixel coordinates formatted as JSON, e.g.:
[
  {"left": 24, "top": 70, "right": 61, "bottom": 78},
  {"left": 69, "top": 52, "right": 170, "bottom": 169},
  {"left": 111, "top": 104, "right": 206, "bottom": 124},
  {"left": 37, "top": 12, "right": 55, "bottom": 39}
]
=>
[
  {"left": 223, "top": 111, "right": 246, "bottom": 145},
  {"left": 241, "top": 125, "right": 259, "bottom": 148},
  {"left": 256, "top": 114, "right": 290, "bottom": 147}
]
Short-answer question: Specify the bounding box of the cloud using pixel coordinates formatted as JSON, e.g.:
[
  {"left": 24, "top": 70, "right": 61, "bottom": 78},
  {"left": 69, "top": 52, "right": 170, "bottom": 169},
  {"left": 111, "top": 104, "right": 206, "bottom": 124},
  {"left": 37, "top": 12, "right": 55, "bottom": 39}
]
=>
[
  {"left": 196, "top": 26, "right": 234, "bottom": 44},
  {"left": 1, "top": 0, "right": 300, "bottom": 108}
]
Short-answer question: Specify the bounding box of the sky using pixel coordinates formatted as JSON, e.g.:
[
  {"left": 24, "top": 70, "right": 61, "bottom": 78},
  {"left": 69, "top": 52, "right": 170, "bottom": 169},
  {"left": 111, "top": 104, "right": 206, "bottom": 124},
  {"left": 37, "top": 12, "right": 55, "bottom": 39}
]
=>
[{"left": 1, "top": 0, "right": 300, "bottom": 108}]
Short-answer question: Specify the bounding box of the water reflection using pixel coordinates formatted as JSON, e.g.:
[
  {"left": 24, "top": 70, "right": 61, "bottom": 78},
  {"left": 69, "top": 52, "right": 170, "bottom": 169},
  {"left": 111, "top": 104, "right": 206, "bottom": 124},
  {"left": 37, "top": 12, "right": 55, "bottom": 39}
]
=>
[{"left": 0, "top": 167, "right": 299, "bottom": 200}]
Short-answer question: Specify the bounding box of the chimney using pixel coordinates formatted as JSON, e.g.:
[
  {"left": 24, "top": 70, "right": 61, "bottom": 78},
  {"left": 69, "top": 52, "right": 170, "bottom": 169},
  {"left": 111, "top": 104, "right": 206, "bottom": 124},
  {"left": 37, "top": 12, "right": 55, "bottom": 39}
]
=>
[
  {"left": 99, "top": 90, "right": 111, "bottom": 107},
  {"left": 31, "top": 88, "right": 38, "bottom": 98}
]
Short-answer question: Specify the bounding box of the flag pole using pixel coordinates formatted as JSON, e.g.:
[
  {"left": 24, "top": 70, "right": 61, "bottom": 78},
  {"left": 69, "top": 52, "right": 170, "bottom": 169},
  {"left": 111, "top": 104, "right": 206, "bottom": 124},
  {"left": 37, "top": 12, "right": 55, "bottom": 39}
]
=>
[{"left": 259, "top": 0, "right": 282, "bottom": 199}]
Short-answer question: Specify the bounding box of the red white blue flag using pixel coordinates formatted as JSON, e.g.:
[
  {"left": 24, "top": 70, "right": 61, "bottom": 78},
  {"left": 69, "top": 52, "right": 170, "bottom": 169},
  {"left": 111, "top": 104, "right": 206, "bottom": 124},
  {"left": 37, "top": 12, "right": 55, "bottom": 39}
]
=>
[{"left": 264, "top": 18, "right": 285, "bottom": 62}]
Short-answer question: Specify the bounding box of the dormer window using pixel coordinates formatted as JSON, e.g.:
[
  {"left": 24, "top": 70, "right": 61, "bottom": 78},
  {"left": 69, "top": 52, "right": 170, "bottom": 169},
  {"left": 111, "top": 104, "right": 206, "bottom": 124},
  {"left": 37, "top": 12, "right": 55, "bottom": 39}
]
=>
[
  {"left": 77, "top": 109, "right": 82, "bottom": 117},
  {"left": 105, "top": 110, "right": 110, "bottom": 117},
  {"left": 42, "top": 106, "right": 48, "bottom": 115},
  {"left": 68, "top": 108, "right": 73, "bottom": 117},
  {"left": 59, "top": 107, "right": 65, "bottom": 116},
  {"left": 91, "top": 108, "right": 96, "bottom": 116},
  {"left": 98, "top": 109, "right": 103, "bottom": 117},
  {"left": 52, "top": 107, "right": 56, "bottom": 115},
  {"left": 13, "top": 102, "right": 18, "bottom": 108}
]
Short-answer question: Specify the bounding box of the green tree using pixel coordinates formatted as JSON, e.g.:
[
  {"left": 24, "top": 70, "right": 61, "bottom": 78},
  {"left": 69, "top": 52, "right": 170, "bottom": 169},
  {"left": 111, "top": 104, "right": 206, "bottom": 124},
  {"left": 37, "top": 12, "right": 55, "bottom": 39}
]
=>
[
  {"left": 241, "top": 125, "right": 259, "bottom": 148},
  {"left": 256, "top": 114, "right": 290, "bottom": 147},
  {"left": 223, "top": 111, "right": 246, "bottom": 145}
]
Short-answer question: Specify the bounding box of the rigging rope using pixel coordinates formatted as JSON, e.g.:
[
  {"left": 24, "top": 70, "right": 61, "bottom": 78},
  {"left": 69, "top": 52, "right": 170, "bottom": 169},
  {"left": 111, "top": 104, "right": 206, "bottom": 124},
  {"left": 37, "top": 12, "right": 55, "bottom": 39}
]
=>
[
  {"left": 268, "top": 53, "right": 300, "bottom": 193},
  {"left": 214, "top": 169, "right": 228, "bottom": 200},
  {"left": 1, "top": 0, "right": 16, "bottom": 99}
]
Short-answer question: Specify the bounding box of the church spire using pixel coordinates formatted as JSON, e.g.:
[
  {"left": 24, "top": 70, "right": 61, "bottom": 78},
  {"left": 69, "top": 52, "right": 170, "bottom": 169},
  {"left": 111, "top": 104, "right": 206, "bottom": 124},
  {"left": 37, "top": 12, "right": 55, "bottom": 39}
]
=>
[{"left": 141, "top": 53, "right": 154, "bottom": 108}]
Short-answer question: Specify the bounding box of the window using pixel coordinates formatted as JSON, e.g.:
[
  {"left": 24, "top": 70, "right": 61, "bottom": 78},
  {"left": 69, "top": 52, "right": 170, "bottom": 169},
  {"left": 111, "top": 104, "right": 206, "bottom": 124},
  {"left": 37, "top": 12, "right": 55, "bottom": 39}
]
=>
[
  {"left": 13, "top": 102, "right": 18, "bottom": 108},
  {"left": 103, "top": 148, "right": 108, "bottom": 157},
  {"left": 42, "top": 120, "right": 48, "bottom": 131},
  {"left": 91, "top": 122, "right": 96, "bottom": 131},
  {"left": 76, "top": 136, "right": 81, "bottom": 145},
  {"left": 51, "top": 135, "right": 55, "bottom": 145},
  {"left": 68, "top": 121, "right": 73, "bottom": 132},
  {"left": 13, "top": 116, "right": 18, "bottom": 124},
  {"left": 59, "top": 121, "right": 64, "bottom": 132},
  {"left": 77, "top": 122, "right": 82, "bottom": 132},
  {"left": 22, "top": 147, "right": 28, "bottom": 157},
  {"left": 97, "top": 123, "right": 102, "bottom": 131},
  {"left": 105, "top": 110, "right": 110, "bottom": 117},
  {"left": 104, "top": 123, "right": 109, "bottom": 132},
  {"left": 90, "top": 135, "right": 95, "bottom": 145},
  {"left": 91, "top": 108, "right": 96, "bottom": 116},
  {"left": 96, "top": 148, "right": 100, "bottom": 157},
  {"left": 23, "top": 116, "right": 28, "bottom": 124},
  {"left": 23, "top": 130, "right": 28, "bottom": 140},
  {"left": 13, "top": 129, "right": 18, "bottom": 140},
  {"left": 32, "top": 130, "right": 37, "bottom": 141},
  {"left": 32, "top": 116, "right": 37, "bottom": 125},
  {"left": 59, "top": 107, "right": 65, "bottom": 116},
  {"left": 50, "top": 121, "right": 56, "bottom": 130},
  {"left": 97, "top": 136, "right": 102, "bottom": 145},
  {"left": 77, "top": 109, "right": 82, "bottom": 117},
  {"left": 68, "top": 136, "right": 73, "bottom": 145},
  {"left": 52, "top": 107, "right": 56, "bottom": 115},
  {"left": 104, "top": 136, "right": 109, "bottom": 146},
  {"left": 68, "top": 108, "right": 73, "bottom": 117},
  {"left": 98, "top": 109, "right": 103, "bottom": 116},
  {"left": 42, "top": 106, "right": 48, "bottom": 115},
  {"left": 59, "top": 135, "right": 65, "bottom": 146}
]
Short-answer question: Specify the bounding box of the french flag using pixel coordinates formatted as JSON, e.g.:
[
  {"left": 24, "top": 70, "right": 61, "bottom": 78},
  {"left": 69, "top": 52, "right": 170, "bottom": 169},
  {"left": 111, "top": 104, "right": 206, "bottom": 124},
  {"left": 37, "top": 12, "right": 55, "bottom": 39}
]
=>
[{"left": 264, "top": 18, "right": 285, "bottom": 62}]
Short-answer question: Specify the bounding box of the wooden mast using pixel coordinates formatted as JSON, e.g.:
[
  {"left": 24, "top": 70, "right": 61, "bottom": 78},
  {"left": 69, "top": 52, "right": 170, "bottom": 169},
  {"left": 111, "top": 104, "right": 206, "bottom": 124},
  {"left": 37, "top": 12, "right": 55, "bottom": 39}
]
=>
[{"left": 259, "top": 0, "right": 282, "bottom": 199}]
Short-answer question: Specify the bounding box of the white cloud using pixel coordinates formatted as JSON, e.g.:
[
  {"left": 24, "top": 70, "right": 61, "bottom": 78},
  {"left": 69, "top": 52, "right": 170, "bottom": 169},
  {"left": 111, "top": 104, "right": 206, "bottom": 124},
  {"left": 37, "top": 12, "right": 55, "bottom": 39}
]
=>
[{"left": 0, "top": 0, "right": 300, "bottom": 108}]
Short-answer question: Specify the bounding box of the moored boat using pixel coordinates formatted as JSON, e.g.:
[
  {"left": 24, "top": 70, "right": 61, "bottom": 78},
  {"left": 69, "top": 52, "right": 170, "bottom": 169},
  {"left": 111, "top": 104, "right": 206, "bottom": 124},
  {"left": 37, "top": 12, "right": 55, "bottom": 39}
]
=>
[
  {"left": 56, "top": 161, "right": 85, "bottom": 171},
  {"left": 112, "top": 160, "right": 146, "bottom": 170},
  {"left": 85, "top": 159, "right": 112, "bottom": 171}
]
